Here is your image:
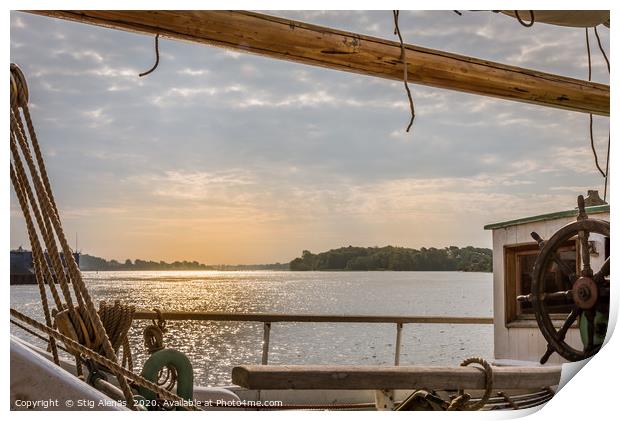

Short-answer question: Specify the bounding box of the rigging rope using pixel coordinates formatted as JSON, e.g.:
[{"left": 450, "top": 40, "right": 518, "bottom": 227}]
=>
[
  {"left": 392, "top": 11, "right": 415, "bottom": 133},
  {"left": 11, "top": 308, "right": 200, "bottom": 410},
  {"left": 514, "top": 11, "right": 535, "bottom": 28},
  {"left": 11, "top": 318, "right": 70, "bottom": 355},
  {"left": 10, "top": 64, "right": 194, "bottom": 410},
  {"left": 139, "top": 34, "right": 160, "bottom": 77},
  {"left": 585, "top": 28, "right": 611, "bottom": 200}
]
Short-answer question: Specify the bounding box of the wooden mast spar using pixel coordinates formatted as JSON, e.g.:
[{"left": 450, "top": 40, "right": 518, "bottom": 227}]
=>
[{"left": 28, "top": 10, "right": 608, "bottom": 116}]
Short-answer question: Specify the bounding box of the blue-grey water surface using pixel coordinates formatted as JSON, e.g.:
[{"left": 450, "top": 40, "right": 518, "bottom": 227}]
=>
[{"left": 10, "top": 270, "right": 493, "bottom": 386}]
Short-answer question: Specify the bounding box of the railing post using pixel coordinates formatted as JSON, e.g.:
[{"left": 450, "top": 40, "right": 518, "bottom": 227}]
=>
[
  {"left": 394, "top": 322, "right": 403, "bottom": 366},
  {"left": 261, "top": 322, "right": 271, "bottom": 365}
]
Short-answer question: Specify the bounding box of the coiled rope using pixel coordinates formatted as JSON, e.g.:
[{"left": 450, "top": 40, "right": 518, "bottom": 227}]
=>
[{"left": 11, "top": 308, "right": 199, "bottom": 410}]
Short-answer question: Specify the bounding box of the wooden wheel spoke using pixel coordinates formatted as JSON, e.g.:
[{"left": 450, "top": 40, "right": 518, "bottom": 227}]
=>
[
  {"left": 579, "top": 230, "right": 593, "bottom": 276},
  {"left": 556, "top": 307, "right": 582, "bottom": 341},
  {"left": 533, "top": 197, "right": 608, "bottom": 363},
  {"left": 541, "top": 307, "right": 582, "bottom": 363},
  {"left": 552, "top": 254, "right": 578, "bottom": 285},
  {"left": 594, "top": 256, "right": 610, "bottom": 283},
  {"left": 542, "top": 290, "right": 573, "bottom": 302}
]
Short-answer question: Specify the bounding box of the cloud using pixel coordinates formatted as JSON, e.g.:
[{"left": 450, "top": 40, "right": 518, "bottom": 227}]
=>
[
  {"left": 11, "top": 16, "right": 26, "bottom": 28},
  {"left": 178, "top": 68, "right": 210, "bottom": 76},
  {"left": 52, "top": 49, "right": 105, "bottom": 63},
  {"left": 81, "top": 108, "right": 114, "bottom": 128},
  {"left": 9, "top": 10, "right": 610, "bottom": 262},
  {"left": 129, "top": 169, "right": 257, "bottom": 201}
]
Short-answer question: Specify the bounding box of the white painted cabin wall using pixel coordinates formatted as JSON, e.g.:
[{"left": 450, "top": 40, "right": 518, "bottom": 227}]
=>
[{"left": 492, "top": 212, "right": 609, "bottom": 363}]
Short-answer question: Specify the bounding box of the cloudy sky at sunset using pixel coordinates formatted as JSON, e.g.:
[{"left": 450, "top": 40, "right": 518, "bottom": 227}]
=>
[{"left": 10, "top": 11, "right": 610, "bottom": 264}]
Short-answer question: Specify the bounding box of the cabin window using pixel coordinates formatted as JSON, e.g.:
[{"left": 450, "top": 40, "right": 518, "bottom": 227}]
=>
[{"left": 505, "top": 241, "right": 577, "bottom": 326}]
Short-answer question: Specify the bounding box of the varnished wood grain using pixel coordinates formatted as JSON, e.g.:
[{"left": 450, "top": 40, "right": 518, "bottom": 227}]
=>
[{"left": 27, "top": 10, "right": 609, "bottom": 116}]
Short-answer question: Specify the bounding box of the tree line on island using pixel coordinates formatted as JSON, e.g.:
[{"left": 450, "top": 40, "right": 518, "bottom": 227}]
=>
[
  {"left": 289, "top": 246, "right": 492, "bottom": 272},
  {"left": 79, "top": 245, "right": 491, "bottom": 272},
  {"left": 79, "top": 254, "right": 288, "bottom": 271}
]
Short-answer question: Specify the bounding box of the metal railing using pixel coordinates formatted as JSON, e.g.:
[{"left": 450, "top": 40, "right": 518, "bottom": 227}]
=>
[{"left": 133, "top": 311, "right": 493, "bottom": 366}]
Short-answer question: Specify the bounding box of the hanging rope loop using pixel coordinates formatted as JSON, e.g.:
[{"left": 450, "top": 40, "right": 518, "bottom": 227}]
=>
[
  {"left": 139, "top": 34, "right": 160, "bottom": 77},
  {"left": 514, "top": 10, "right": 535, "bottom": 27}
]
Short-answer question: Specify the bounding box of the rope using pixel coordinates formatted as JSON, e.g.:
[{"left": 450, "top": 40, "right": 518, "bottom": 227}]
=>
[
  {"left": 11, "top": 319, "right": 71, "bottom": 355},
  {"left": 496, "top": 391, "right": 519, "bottom": 410},
  {"left": 593, "top": 26, "right": 611, "bottom": 201},
  {"left": 10, "top": 308, "right": 200, "bottom": 410},
  {"left": 603, "top": 134, "right": 610, "bottom": 201},
  {"left": 9, "top": 161, "right": 60, "bottom": 364},
  {"left": 392, "top": 10, "right": 415, "bottom": 132},
  {"left": 139, "top": 34, "right": 160, "bottom": 77},
  {"left": 98, "top": 300, "right": 136, "bottom": 371},
  {"left": 11, "top": 64, "right": 134, "bottom": 405},
  {"left": 9, "top": 64, "right": 187, "bottom": 410},
  {"left": 594, "top": 26, "right": 610, "bottom": 72},
  {"left": 11, "top": 108, "right": 83, "bottom": 328},
  {"left": 514, "top": 11, "right": 535, "bottom": 27},
  {"left": 447, "top": 357, "right": 493, "bottom": 411},
  {"left": 585, "top": 28, "right": 611, "bottom": 201},
  {"left": 98, "top": 301, "right": 135, "bottom": 352}
]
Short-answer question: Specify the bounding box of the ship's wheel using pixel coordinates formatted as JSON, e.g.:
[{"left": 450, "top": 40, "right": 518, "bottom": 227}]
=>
[{"left": 519, "top": 195, "right": 610, "bottom": 364}]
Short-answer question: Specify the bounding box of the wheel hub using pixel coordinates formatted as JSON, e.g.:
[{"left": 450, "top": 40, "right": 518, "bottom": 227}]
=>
[{"left": 572, "top": 276, "right": 598, "bottom": 310}]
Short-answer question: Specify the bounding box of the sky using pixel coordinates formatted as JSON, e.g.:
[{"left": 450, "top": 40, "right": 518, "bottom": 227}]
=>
[{"left": 9, "top": 10, "right": 610, "bottom": 264}]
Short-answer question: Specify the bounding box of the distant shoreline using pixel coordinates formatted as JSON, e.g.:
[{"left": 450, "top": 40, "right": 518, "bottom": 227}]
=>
[
  {"left": 30, "top": 245, "right": 493, "bottom": 273},
  {"left": 289, "top": 246, "right": 492, "bottom": 272}
]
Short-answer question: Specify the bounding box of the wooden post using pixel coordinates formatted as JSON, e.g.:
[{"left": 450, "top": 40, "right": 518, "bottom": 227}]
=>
[
  {"left": 394, "top": 323, "right": 403, "bottom": 366},
  {"left": 374, "top": 389, "right": 396, "bottom": 410},
  {"left": 261, "top": 322, "right": 271, "bottom": 365},
  {"left": 27, "top": 10, "right": 609, "bottom": 116}
]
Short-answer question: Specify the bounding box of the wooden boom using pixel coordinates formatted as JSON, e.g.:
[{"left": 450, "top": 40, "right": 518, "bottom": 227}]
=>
[{"left": 28, "top": 10, "right": 609, "bottom": 116}]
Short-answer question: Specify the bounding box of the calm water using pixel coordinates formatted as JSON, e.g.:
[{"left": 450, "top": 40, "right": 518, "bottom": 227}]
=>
[{"left": 10, "top": 271, "right": 493, "bottom": 386}]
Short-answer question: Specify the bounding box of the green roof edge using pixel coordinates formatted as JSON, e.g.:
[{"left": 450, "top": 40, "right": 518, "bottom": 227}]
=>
[{"left": 484, "top": 204, "right": 610, "bottom": 230}]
